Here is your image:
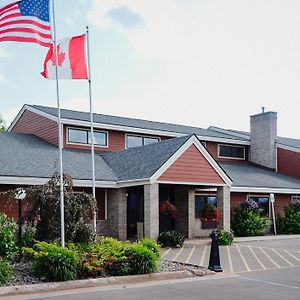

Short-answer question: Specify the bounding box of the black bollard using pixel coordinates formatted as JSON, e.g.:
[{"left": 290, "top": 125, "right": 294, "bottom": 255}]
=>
[{"left": 208, "top": 229, "right": 223, "bottom": 272}]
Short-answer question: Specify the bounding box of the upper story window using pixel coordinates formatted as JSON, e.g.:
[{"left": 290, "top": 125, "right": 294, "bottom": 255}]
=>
[
  {"left": 126, "top": 134, "right": 160, "bottom": 148},
  {"left": 218, "top": 144, "right": 245, "bottom": 160},
  {"left": 291, "top": 196, "right": 300, "bottom": 204},
  {"left": 68, "top": 128, "right": 108, "bottom": 147}
]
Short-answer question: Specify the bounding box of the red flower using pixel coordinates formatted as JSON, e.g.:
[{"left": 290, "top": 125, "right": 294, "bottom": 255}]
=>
[{"left": 160, "top": 201, "right": 177, "bottom": 218}]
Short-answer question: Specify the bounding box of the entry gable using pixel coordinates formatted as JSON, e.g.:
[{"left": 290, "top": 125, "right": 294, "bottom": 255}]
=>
[{"left": 151, "top": 135, "right": 232, "bottom": 186}]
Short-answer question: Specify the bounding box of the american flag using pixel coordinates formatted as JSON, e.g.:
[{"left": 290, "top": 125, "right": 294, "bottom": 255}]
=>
[{"left": 0, "top": 0, "right": 53, "bottom": 47}]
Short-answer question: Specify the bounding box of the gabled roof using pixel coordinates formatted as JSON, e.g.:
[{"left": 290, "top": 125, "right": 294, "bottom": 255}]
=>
[
  {"left": 0, "top": 133, "right": 116, "bottom": 184},
  {"left": 18, "top": 104, "right": 248, "bottom": 143},
  {"left": 209, "top": 126, "right": 300, "bottom": 151},
  {"left": 102, "top": 134, "right": 232, "bottom": 185},
  {"left": 220, "top": 162, "right": 300, "bottom": 191}
]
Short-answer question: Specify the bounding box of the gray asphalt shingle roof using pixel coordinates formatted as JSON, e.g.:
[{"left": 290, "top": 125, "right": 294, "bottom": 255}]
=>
[
  {"left": 220, "top": 162, "right": 300, "bottom": 189},
  {"left": 0, "top": 133, "right": 116, "bottom": 181},
  {"left": 101, "top": 135, "right": 191, "bottom": 181},
  {"left": 29, "top": 105, "right": 247, "bottom": 141}
]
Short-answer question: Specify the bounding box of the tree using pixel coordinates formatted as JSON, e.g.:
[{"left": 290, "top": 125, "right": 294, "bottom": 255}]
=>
[
  {"left": 0, "top": 115, "right": 6, "bottom": 132},
  {"left": 15, "top": 173, "right": 96, "bottom": 243}
]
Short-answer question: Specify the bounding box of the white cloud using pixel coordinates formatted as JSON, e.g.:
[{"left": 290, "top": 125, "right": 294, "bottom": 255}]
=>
[{"left": 87, "top": 0, "right": 300, "bottom": 139}]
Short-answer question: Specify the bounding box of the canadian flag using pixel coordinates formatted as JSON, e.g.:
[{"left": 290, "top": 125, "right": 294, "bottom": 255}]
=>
[{"left": 41, "top": 34, "right": 88, "bottom": 79}]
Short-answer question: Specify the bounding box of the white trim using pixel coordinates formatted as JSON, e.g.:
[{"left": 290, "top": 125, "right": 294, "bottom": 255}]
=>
[
  {"left": 277, "top": 143, "right": 300, "bottom": 154},
  {"left": 275, "top": 144, "right": 278, "bottom": 172},
  {"left": 150, "top": 135, "right": 232, "bottom": 186},
  {"left": 209, "top": 126, "right": 250, "bottom": 140},
  {"left": 125, "top": 133, "right": 161, "bottom": 149},
  {"left": 0, "top": 176, "right": 117, "bottom": 188},
  {"left": 231, "top": 186, "right": 300, "bottom": 194},
  {"left": 157, "top": 180, "right": 226, "bottom": 187},
  {"left": 218, "top": 144, "right": 246, "bottom": 160},
  {"left": 117, "top": 179, "right": 150, "bottom": 188},
  {"left": 66, "top": 126, "right": 109, "bottom": 148}
]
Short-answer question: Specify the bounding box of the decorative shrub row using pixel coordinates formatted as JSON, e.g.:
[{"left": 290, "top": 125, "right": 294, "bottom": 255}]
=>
[{"left": 24, "top": 238, "right": 160, "bottom": 282}]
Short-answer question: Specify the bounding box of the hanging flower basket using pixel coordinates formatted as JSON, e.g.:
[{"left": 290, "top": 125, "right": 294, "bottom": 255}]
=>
[
  {"left": 160, "top": 201, "right": 177, "bottom": 218},
  {"left": 200, "top": 204, "right": 221, "bottom": 229}
]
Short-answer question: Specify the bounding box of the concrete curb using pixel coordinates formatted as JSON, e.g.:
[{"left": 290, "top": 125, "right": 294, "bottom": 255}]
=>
[
  {"left": 234, "top": 234, "right": 300, "bottom": 243},
  {"left": 0, "top": 271, "right": 195, "bottom": 297}
]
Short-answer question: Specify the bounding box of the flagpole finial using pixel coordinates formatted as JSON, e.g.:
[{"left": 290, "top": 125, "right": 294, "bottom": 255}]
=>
[{"left": 86, "top": 25, "right": 89, "bottom": 32}]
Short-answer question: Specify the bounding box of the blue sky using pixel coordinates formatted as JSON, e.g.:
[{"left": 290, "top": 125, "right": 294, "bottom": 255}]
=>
[{"left": 1, "top": 0, "right": 300, "bottom": 138}]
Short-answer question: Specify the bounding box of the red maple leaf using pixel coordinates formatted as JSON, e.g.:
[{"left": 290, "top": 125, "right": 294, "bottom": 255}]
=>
[{"left": 50, "top": 45, "right": 66, "bottom": 67}]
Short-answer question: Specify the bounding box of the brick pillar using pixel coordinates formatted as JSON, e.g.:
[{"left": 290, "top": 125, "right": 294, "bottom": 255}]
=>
[
  {"left": 217, "top": 186, "right": 231, "bottom": 231},
  {"left": 174, "top": 186, "right": 195, "bottom": 238},
  {"left": 107, "top": 188, "right": 127, "bottom": 241},
  {"left": 188, "top": 188, "right": 195, "bottom": 238},
  {"left": 144, "top": 183, "right": 159, "bottom": 239}
]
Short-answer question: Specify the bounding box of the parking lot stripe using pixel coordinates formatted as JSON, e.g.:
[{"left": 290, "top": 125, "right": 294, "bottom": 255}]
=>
[
  {"left": 236, "top": 244, "right": 250, "bottom": 271},
  {"left": 248, "top": 246, "right": 266, "bottom": 269},
  {"left": 272, "top": 249, "right": 294, "bottom": 267},
  {"left": 227, "top": 246, "right": 234, "bottom": 273},
  {"left": 172, "top": 247, "right": 184, "bottom": 261},
  {"left": 186, "top": 246, "right": 195, "bottom": 264},
  {"left": 284, "top": 250, "right": 300, "bottom": 263},
  {"left": 161, "top": 247, "right": 171, "bottom": 259},
  {"left": 259, "top": 247, "right": 280, "bottom": 268},
  {"left": 200, "top": 245, "right": 208, "bottom": 266}
]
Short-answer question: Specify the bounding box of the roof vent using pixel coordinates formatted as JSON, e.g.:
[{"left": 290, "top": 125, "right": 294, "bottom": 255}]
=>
[{"left": 262, "top": 106, "right": 265, "bottom": 113}]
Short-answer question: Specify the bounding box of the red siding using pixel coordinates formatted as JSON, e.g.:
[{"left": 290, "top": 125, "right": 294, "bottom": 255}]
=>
[
  {"left": 277, "top": 148, "right": 300, "bottom": 180},
  {"left": 12, "top": 110, "right": 58, "bottom": 145},
  {"left": 0, "top": 185, "right": 29, "bottom": 220},
  {"left": 159, "top": 144, "right": 224, "bottom": 184},
  {"left": 230, "top": 192, "right": 291, "bottom": 217},
  {"left": 204, "top": 141, "right": 249, "bottom": 163}
]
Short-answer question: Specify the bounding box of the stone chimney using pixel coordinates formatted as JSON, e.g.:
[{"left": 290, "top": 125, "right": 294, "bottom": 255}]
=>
[{"left": 250, "top": 110, "right": 277, "bottom": 169}]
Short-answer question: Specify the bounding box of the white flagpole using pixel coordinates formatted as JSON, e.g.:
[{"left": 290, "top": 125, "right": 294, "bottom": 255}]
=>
[
  {"left": 51, "top": 0, "right": 65, "bottom": 247},
  {"left": 86, "top": 26, "right": 97, "bottom": 233}
]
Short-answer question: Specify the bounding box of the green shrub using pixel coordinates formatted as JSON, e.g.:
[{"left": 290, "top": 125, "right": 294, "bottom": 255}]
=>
[
  {"left": 217, "top": 229, "right": 234, "bottom": 246},
  {"left": 277, "top": 203, "right": 300, "bottom": 234},
  {"left": 0, "top": 213, "right": 18, "bottom": 260},
  {"left": 157, "top": 231, "right": 185, "bottom": 248},
  {"left": 231, "top": 206, "right": 268, "bottom": 237},
  {"left": 74, "top": 238, "right": 160, "bottom": 278},
  {"left": 0, "top": 258, "right": 13, "bottom": 285},
  {"left": 139, "top": 239, "right": 160, "bottom": 259},
  {"left": 25, "top": 242, "right": 78, "bottom": 281},
  {"left": 126, "top": 243, "right": 158, "bottom": 274},
  {"left": 22, "top": 225, "right": 36, "bottom": 248}
]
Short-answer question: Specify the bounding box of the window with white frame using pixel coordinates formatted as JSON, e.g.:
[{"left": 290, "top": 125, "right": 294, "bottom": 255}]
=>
[
  {"left": 247, "top": 195, "right": 270, "bottom": 217},
  {"left": 126, "top": 134, "right": 160, "bottom": 148},
  {"left": 68, "top": 128, "right": 108, "bottom": 146},
  {"left": 218, "top": 144, "right": 245, "bottom": 159}
]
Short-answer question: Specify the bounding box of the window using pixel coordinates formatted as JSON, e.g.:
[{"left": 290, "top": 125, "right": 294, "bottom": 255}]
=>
[
  {"left": 248, "top": 196, "right": 270, "bottom": 217},
  {"left": 291, "top": 196, "right": 300, "bottom": 204},
  {"left": 126, "top": 135, "right": 160, "bottom": 148},
  {"left": 218, "top": 144, "right": 245, "bottom": 159},
  {"left": 195, "top": 195, "right": 217, "bottom": 218},
  {"left": 68, "top": 128, "right": 107, "bottom": 146}
]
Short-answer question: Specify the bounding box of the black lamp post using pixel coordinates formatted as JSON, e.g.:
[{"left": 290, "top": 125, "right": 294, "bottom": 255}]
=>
[{"left": 15, "top": 189, "right": 26, "bottom": 261}]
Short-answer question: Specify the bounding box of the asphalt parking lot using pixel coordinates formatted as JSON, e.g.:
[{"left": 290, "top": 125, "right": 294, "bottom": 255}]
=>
[{"left": 161, "top": 238, "right": 300, "bottom": 273}]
